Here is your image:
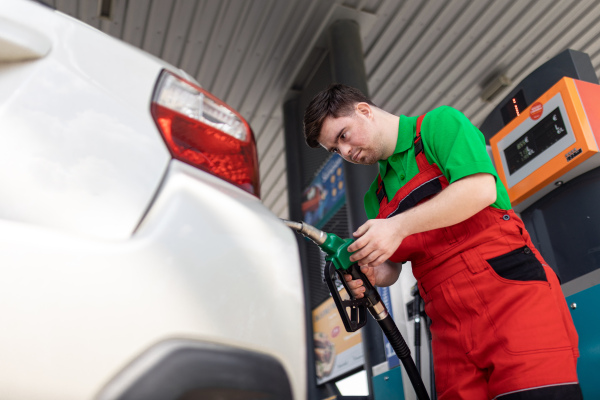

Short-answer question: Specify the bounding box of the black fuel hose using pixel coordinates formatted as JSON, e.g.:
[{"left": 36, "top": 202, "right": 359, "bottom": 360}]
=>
[
  {"left": 378, "top": 315, "right": 430, "bottom": 400},
  {"left": 348, "top": 264, "right": 431, "bottom": 400}
]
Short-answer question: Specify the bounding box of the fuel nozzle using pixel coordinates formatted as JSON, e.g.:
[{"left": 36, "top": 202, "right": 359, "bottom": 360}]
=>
[
  {"left": 281, "top": 219, "right": 327, "bottom": 245},
  {"left": 281, "top": 219, "right": 354, "bottom": 272},
  {"left": 282, "top": 218, "right": 386, "bottom": 319}
]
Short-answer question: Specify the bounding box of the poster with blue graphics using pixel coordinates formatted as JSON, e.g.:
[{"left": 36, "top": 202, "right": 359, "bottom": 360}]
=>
[{"left": 301, "top": 154, "right": 346, "bottom": 228}]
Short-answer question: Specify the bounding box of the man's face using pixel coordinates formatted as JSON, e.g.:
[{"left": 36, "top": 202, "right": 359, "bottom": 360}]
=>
[{"left": 318, "top": 103, "right": 383, "bottom": 165}]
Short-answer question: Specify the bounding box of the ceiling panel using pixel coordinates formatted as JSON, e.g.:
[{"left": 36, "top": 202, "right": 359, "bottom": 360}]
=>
[{"left": 49, "top": 0, "right": 600, "bottom": 219}]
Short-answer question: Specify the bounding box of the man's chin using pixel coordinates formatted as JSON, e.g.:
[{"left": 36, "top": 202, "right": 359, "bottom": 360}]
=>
[
  {"left": 359, "top": 158, "right": 376, "bottom": 165},
  {"left": 346, "top": 156, "right": 375, "bottom": 165}
]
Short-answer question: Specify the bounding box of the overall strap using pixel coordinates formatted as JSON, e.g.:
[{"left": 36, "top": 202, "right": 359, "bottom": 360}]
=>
[
  {"left": 376, "top": 114, "right": 429, "bottom": 205},
  {"left": 414, "top": 114, "right": 430, "bottom": 171}
]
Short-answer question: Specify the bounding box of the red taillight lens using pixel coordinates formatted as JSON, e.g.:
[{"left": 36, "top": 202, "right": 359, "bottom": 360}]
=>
[{"left": 151, "top": 70, "right": 260, "bottom": 197}]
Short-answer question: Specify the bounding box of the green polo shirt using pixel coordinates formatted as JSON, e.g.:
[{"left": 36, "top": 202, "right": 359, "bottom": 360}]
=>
[{"left": 364, "top": 106, "right": 512, "bottom": 219}]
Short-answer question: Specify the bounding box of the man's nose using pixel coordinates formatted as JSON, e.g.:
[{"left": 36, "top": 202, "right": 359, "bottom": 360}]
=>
[{"left": 339, "top": 143, "right": 352, "bottom": 158}]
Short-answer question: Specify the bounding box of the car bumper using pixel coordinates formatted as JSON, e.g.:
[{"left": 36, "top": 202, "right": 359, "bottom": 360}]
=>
[{"left": 0, "top": 160, "right": 307, "bottom": 399}]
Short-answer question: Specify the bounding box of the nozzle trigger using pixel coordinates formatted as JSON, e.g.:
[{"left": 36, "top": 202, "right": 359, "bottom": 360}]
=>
[{"left": 324, "top": 261, "right": 368, "bottom": 332}]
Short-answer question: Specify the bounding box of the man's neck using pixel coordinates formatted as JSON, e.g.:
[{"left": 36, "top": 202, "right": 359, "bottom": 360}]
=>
[{"left": 374, "top": 108, "right": 400, "bottom": 160}]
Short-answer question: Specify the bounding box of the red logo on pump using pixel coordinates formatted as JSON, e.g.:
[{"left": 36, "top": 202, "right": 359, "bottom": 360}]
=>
[
  {"left": 530, "top": 102, "right": 543, "bottom": 120},
  {"left": 331, "top": 326, "right": 340, "bottom": 338}
]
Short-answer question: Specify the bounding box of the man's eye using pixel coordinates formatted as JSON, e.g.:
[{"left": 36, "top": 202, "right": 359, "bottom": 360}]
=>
[{"left": 331, "top": 148, "right": 339, "bottom": 154}]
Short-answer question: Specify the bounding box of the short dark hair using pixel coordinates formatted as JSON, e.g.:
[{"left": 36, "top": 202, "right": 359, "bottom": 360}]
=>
[{"left": 303, "top": 84, "right": 375, "bottom": 148}]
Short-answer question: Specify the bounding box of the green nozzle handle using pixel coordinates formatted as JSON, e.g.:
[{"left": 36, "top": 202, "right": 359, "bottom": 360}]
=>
[{"left": 322, "top": 234, "right": 355, "bottom": 272}]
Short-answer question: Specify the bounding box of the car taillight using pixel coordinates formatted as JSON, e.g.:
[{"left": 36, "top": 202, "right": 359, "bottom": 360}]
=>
[{"left": 151, "top": 70, "right": 260, "bottom": 197}]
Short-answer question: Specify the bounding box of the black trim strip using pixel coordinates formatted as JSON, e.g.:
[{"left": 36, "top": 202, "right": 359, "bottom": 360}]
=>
[
  {"left": 414, "top": 137, "right": 424, "bottom": 155},
  {"left": 495, "top": 382, "right": 582, "bottom": 399},
  {"left": 386, "top": 175, "right": 443, "bottom": 218},
  {"left": 376, "top": 181, "right": 386, "bottom": 203}
]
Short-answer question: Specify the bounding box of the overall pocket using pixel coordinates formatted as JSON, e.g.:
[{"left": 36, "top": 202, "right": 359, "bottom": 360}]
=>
[
  {"left": 472, "top": 246, "right": 573, "bottom": 354},
  {"left": 486, "top": 246, "right": 547, "bottom": 282}
]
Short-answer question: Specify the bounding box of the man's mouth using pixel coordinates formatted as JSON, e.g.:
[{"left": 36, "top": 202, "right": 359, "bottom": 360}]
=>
[{"left": 352, "top": 150, "right": 361, "bottom": 162}]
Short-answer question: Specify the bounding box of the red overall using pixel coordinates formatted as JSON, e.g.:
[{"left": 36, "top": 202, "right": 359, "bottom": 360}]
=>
[{"left": 375, "top": 116, "right": 581, "bottom": 399}]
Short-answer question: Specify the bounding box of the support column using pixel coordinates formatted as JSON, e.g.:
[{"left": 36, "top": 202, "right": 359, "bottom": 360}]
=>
[{"left": 328, "top": 19, "right": 386, "bottom": 399}]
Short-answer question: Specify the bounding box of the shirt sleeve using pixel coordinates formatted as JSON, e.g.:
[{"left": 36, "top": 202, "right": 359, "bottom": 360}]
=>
[{"left": 421, "top": 106, "right": 498, "bottom": 184}]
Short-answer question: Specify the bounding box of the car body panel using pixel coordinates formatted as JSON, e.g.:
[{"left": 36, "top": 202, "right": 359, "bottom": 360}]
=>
[
  {"left": 0, "top": 161, "right": 306, "bottom": 399},
  {"left": 0, "top": 1, "right": 307, "bottom": 398},
  {"left": 0, "top": 0, "right": 174, "bottom": 240}
]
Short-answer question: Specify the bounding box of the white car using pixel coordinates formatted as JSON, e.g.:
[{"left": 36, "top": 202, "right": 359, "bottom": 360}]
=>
[{"left": 0, "top": 1, "right": 306, "bottom": 399}]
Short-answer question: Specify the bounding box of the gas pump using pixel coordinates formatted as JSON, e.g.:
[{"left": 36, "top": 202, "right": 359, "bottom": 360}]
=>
[
  {"left": 485, "top": 49, "right": 600, "bottom": 399},
  {"left": 489, "top": 77, "right": 600, "bottom": 213}
]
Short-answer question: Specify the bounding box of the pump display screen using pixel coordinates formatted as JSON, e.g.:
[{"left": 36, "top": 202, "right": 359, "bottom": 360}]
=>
[{"left": 503, "top": 107, "right": 568, "bottom": 175}]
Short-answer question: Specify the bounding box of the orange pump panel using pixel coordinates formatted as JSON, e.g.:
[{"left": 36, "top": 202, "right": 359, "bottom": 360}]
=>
[{"left": 490, "top": 78, "right": 600, "bottom": 208}]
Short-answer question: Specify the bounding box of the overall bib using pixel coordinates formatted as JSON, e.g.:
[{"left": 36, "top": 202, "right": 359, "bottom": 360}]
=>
[{"left": 375, "top": 116, "right": 581, "bottom": 399}]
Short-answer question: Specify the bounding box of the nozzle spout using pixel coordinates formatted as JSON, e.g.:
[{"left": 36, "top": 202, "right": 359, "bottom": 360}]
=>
[{"left": 281, "top": 219, "right": 327, "bottom": 245}]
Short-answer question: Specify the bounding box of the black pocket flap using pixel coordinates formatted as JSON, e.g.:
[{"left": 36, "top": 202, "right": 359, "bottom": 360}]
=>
[{"left": 486, "top": 246, "right": 548, "bottom": 282}]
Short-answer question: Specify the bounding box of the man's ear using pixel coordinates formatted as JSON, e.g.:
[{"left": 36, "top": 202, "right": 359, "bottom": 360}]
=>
[{"left": 355, "top": 102, "right": 372, "bottom": 119}]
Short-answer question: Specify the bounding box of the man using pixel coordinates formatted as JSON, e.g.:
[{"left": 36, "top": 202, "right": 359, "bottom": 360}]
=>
[{"left": 303, "top": 84, "right": 581, "bottom": 399}]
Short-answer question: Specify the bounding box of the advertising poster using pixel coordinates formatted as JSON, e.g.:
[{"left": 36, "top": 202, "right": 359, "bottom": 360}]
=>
[
  {"left": 312, "top": 290, "right": 364, "bottom": 385},
  {"left": 302, "top": 154, "right": 345, "bottom": 228}
]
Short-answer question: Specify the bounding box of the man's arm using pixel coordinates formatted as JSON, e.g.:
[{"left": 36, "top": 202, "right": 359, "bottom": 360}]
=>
[{"left": 347, "top": 172, "right": 497, "bottom": 268}]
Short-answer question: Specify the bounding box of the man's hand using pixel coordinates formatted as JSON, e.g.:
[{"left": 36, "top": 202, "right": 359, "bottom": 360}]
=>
[
  {"left": 347, "top": 219, "right": 407, "bottom": 268},
  {"left": 343, "top": 261, "right": 402, "bottom": 299},
  {"left": 343, "top": 265, "right": 375, "bottom": 299}
]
